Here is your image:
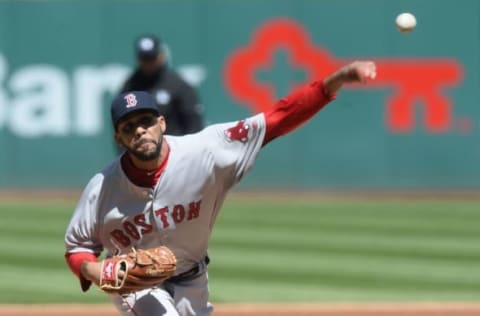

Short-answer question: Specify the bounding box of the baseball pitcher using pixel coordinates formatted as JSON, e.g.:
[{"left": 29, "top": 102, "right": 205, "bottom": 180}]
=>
[{"left": 65, "top": 61, "right": 376, "bottom": 315}]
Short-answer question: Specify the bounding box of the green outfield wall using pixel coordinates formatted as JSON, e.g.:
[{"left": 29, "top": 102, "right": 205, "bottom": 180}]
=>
[{"left": 0, "top": 0, "right": 478, "bottom": 188}]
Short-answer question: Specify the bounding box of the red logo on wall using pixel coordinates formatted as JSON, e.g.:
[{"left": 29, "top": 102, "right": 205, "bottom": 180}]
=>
[{"left": 224, "top": 18, "right": 466, "bottom": 133}]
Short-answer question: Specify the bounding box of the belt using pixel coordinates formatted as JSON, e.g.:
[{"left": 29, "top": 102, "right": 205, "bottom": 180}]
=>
[{"left": 168, "top": 256, "right": 210, "bottom": 283}]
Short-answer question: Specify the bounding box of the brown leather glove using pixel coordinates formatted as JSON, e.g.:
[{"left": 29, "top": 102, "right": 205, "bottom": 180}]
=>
[{"left": 99, "top": 246, "right": 176, "bottom": 294}]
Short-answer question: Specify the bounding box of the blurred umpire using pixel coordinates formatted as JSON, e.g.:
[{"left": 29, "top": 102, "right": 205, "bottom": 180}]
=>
[{"left": 120, "top": 35, "right": 204, "bottom": 135}]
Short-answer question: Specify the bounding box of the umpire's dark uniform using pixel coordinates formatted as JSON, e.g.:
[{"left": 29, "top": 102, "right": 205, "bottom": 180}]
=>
[{"left": 121, "top": 35, "right": 203, "bottom": 136}]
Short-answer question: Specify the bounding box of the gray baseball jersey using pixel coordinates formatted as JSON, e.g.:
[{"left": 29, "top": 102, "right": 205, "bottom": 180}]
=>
[{"left": 65, "top": 113, "right": 265, "bottom": 275}]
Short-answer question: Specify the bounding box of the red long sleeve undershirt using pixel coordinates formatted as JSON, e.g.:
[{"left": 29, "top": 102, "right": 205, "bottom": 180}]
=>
[
  {"left": 65, "top": 252, "right": 98, "bottom": 292},
  {"left": 263, "top": 80, "right": 335, "bottom": 145},
  {"left": 65, "top": 79, "right": 335, "bottom": 291}
]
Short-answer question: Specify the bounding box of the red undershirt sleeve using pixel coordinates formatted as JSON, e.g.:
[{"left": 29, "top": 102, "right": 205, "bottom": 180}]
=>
[
  {"left": 65, "top": 252, "right": 98, "bottom": 292},
  {"left": 263, "top": 80, "right": 336, "bottom": 146}
]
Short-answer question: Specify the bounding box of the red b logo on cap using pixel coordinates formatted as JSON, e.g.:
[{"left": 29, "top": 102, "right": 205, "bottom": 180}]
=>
[{"left": 124, "top": 93, "right": 138, "bottom": 108}]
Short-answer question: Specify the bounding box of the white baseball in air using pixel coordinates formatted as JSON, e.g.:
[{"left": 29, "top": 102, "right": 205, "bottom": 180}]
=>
[{"left": 395, "top": 12, "right": 416, "bottom": 33}]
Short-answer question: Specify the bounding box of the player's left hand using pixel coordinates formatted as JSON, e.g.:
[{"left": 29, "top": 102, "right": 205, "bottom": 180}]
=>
[
  {"left": 323, "top": 60, "right": 377, "bottom": 95},
  {"left": 340, "top": 60, "right": 377, "bottom": 84}
]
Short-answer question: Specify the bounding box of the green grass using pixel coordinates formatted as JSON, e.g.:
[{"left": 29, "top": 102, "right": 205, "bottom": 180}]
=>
[{"left": 1, "top": 197, "right": 480, "bottom": 303}]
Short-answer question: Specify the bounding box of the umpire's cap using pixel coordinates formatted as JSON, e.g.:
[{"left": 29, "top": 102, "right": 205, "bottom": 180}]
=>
[
  {"left": 111, "top": 91, "right": 160, "bottom": 128},
  {"left": 135, "top": 35, "right": 162, "bottom": 59}
]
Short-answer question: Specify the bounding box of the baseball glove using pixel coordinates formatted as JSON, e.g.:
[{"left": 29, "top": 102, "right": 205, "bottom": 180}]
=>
[{"left": 99, "top": 246, "right": 177, "bottom": 294}]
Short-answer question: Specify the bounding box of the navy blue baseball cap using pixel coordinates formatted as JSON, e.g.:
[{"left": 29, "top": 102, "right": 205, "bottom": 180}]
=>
[
  {"left": 135, "top": 35, "right": 162, "bottom": 59},
  {"left": 111, "top": 91, "right": 160, "bottom": 128}
]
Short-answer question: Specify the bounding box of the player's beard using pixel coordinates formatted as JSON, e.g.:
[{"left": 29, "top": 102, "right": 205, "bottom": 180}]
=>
[{"left": 124, "top": 136, "right": 163, "bottom": 161}]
